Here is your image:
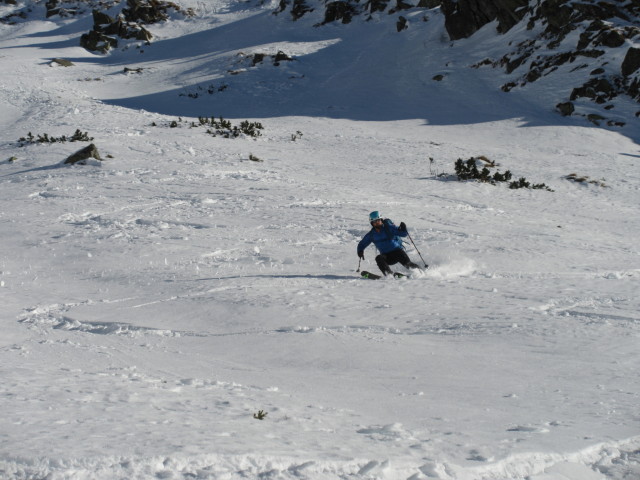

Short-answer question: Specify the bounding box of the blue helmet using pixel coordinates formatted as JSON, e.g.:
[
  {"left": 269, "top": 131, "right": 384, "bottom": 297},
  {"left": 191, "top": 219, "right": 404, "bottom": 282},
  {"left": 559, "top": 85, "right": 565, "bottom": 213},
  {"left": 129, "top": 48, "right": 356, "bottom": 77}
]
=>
[{"left": 369, "top": 211, "right": 382, "bottom": 223}]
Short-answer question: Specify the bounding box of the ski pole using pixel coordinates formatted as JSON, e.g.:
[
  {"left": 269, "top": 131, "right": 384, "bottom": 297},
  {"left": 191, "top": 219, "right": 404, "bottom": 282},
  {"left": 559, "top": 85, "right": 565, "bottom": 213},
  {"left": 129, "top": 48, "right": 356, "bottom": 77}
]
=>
[
  {"left": 406, "top": 230, "right": 428, "bottom": 268},
  {"left": 356, "top": 257, "right": 362, "bottom": 272}
]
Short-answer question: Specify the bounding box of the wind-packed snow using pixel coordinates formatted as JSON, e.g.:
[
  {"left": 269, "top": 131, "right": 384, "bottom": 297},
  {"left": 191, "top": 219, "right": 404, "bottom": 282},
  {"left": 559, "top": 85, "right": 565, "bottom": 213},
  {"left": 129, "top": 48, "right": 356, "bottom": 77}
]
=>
[{"left": 0, "top": 1, "right": 639, "bottom": 479}]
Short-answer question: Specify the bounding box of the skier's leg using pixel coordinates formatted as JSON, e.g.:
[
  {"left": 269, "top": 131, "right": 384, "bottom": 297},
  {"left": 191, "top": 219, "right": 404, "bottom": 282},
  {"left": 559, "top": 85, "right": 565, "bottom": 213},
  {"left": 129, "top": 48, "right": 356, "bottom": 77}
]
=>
[
  {"left": 397, "top": 250, "right": 422, "bottom": 270},
  {"left": 375, "top": 254, "right": 393, "bottom": 276}
]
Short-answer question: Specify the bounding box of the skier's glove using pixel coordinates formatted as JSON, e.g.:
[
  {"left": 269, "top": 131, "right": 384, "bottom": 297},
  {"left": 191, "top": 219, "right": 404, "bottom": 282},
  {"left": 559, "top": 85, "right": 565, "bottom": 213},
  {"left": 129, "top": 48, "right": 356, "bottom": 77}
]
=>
[
  {"left": 358, "top": 251, "right": 365, "bottom": 260},
  {"left": 399, "top": 222, "right": 407, "bottom": 232}
]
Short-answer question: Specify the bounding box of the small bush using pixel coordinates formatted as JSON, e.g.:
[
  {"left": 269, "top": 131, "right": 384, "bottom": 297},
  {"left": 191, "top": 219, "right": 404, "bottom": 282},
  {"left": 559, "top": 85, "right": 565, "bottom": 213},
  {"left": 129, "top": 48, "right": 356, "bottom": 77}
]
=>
[
  {"left": 198, "top": 116, "right": 263, "bottom": 138},
  {"left": 18, "top": 129, "right": 94, "bottom": 146},
  {"left": 454, "top": 157, "right": 553, "bottom": 191},
  {"left": 155, "top": 116, "right": 265, "bottom": 138},
  {"left": 253, "top": 410, "right": 268, "bottom": 420},
  {"left": 454, "top": 158, "right": 512, "bottom": 184},
  {"left": 509, "top": 177, "right": 552, "bottom": 190}
]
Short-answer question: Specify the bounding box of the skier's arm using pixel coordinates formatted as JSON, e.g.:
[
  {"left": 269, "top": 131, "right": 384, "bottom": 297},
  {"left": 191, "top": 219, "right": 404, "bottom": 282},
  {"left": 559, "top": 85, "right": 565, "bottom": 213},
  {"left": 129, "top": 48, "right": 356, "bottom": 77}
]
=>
[
  {"left": 357, "top": 232, "right": 373, "bottom": 258},
  {"left": 388, "top": 221, "right": 408, "bottom": 238}
]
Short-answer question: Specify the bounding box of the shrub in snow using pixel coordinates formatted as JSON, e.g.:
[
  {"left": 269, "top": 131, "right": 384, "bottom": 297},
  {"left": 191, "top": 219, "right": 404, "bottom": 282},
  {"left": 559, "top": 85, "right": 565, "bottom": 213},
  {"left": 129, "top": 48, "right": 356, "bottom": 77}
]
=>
[
  {"left": 454, "top": 157, "right": 553, "bottom": 191},
  {"left": 154, "top": 116, "right": 265, "bottom": 138},
  {"left": 18, "top": 129, "right": 94, "bottom": 146},
  {"left": 253, "top": 410, "right": 268, "bottom": 420},
  {"left": 454, "top": 157, "right": 512, "bottom": 184},
  {"left": 195, "top": 116, "right": 264, "bottom": 138},
  {"left": 508, "top": 177, "right": 552, "bottom": 191}
]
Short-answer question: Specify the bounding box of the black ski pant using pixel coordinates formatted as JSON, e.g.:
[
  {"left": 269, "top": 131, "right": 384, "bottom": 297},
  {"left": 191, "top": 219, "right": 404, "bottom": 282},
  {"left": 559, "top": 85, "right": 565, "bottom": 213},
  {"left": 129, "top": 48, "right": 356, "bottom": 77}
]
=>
[{"left": 375, "top": 249, "right": 420, "bottom": 275}]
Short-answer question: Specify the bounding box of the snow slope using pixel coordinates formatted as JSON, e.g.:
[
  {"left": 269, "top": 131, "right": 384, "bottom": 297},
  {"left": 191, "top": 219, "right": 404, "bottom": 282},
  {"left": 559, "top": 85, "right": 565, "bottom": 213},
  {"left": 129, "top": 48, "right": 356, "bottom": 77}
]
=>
[{"left": 0, "top": 1, "right": 639, "bottom": 479}]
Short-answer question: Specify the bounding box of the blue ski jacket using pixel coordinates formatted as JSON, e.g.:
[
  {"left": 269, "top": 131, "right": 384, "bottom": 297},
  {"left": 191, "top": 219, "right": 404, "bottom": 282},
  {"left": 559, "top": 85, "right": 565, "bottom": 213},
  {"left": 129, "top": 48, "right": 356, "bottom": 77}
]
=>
[{"left": 357, "top": 219, "right": 407, "bottom": 255}]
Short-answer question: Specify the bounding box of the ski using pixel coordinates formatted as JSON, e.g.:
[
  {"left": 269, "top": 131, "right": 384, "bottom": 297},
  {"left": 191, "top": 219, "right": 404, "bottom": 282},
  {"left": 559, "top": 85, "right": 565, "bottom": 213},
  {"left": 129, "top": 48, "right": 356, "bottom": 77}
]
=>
[{"left": 360, "top": 271, "right": 406, "bottom": 280}]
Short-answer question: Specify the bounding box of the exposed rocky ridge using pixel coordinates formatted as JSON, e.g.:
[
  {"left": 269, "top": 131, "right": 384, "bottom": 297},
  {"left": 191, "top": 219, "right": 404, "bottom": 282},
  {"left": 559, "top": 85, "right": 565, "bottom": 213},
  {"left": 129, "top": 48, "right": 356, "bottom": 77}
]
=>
[
  {"left": 274, "top": 0, "right": 640, "bottom": 126},
  {"left": 79, "top": 0, "right": 191, "bottom": 53},
  {"left": 440, "top": 0, "right": 529, "bottom": 40},
  {"left": 2, "top": 0, "right": 638, "bottom": 128},
  {"left": 1, "top": 1, "right": 191, "bottom": 51},
  {"left": 490, "top": 0, "right": 640, "bottom": 125},
  {"left": 44, "top": 0, "right": 119, "bottom": 18}
]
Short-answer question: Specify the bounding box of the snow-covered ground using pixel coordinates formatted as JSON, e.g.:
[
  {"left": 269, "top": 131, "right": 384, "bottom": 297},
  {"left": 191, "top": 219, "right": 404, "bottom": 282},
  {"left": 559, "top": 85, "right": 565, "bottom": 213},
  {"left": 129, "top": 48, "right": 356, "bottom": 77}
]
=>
[{"left": 0, "top": 1, "right": 639, "bottom": 479}]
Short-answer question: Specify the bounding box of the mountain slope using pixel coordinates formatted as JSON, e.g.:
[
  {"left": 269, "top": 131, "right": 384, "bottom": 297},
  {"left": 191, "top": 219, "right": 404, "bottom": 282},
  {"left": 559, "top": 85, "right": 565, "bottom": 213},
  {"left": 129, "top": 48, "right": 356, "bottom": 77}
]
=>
[
  {"left": 4, "top": 0, "right": 638, "bottom": 136},
  {"left": 0, "top": 1, "right": 639, "bottom": 479}
]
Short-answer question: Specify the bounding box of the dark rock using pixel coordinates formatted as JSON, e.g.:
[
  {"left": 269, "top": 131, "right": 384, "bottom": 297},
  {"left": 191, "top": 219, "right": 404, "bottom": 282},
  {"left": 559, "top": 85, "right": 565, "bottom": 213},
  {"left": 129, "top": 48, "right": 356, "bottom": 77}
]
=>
[
  {"left": 587, "top": 113, "right": 605, "bottom": 125},
  {"left": 80, "top": 1, "right": 184, "bottom": 53},
  {"left": 122, "top": 0, "right": 170, "bottom": 24},
  {"left": 364, "top": 0, "right": 389, "bottom": 13},
  {"left": 525, "top": 68, "right": 541, "bottom": 83},
  {"left": 598, "top": 29, "right": 625, "bottom": 48},
  {"left": 442, "top": 0, "right": 530, "bottom": 40},
  {"left": 389, "top": 0, "right": 413, "bottom": 14},
  {"left": 535, "top": 0, "right": 573, "bottom": 36},
  {"left": 252, "top": 53, "right": 266, "bottom": 66},
  {"left": 64, "top": 144, "right": 102, "bottom": 165},
  {"left": 45, "top": 0, "right": 80, "bottom": 17},
  {"left": 80, "top": 30, "right": 118, "bottom": 53},
  {"left": 93, "top": 9, "right": 114, "bottom": 26},
  {"left": 291, "top": 0, "right": 314, "bottom": 19},
  {"left": 621, "top": 47, "right": 640, "bottom": 77},
  {"left": 45, "top": 0, "right": 59, "bottom": 17},
  {"left": 628, "top": 78, "right": 640, "bottom": 100},
  {"left": 570, "top": 77, "right": 616, "bottom": 103},
  {"left": 396, "top": 15, "right": 408, "bottom": 32},
  {"left": 417, "top": 0, "right": 441, "bottom": 7},
  {"left": 501, "top": 81, "right": 517, "bottom": 92},
  {"left": 556, "top": 102, "right": 574, "bottom": 116},
  {"left": 320, "top": 1, "right": 357, "bottom": 24},
  {"left": 274, "top": 51, "right": 293, "bottom": 64}
]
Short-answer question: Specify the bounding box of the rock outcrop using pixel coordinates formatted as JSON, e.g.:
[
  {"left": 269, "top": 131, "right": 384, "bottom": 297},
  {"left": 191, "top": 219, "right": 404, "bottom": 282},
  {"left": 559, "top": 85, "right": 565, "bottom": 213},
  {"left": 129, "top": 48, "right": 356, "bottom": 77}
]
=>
[
  {"left": 79, "top": 0, "right": 189, "bottom": 53},
  {"left": 64, "top": 144, "right": 102, "bottom": 165},
  {"left": 441, "top": 0, "right": 529, "bottom": 40}
]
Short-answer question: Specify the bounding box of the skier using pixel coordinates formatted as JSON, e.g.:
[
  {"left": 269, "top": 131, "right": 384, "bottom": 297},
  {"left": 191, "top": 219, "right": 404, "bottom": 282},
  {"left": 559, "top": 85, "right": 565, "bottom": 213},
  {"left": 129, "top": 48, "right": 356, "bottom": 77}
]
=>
[{"left": 357, "top": 211, "right": 422, "bottom": 276}]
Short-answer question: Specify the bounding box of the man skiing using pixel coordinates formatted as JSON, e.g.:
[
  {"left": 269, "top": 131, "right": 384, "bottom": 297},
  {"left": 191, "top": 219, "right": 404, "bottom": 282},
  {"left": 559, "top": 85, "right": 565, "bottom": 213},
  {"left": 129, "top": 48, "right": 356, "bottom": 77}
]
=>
[{"left": 357, "top": 211, "right": 422, "bottom": 276}]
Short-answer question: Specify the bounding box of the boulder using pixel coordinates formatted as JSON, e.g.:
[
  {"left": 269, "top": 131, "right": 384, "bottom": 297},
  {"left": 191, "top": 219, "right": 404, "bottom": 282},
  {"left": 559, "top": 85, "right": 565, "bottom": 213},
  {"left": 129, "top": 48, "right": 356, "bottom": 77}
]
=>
[
  {"left": 397, "top": 15, "right": 408, "bottom": 32},
  {"left": 556, "top": 102, "right": 575, "bottom": 116},
  {"left": 64, "top": 144, "right": 102, "bottom": 165},
  {"left": 621, "top": 47, "right": 640, "bottom": 77},
  {"left": 320, "top": 1, "right": 358, "bottom": 24},
  {"left": 80, "top": 30, "right": 118, "bottom": 53},
  {"left": 441, "top": 0, "right": 529, "bottom": 40},
  {"left": 290, "top": 0, "right": 314, "bottom": 20},
  {"left": 364, "top": 0, "right": 389, "bottom": 13},
  {"left": 93, "top": 9, "right": 115, "bottom": 26}
]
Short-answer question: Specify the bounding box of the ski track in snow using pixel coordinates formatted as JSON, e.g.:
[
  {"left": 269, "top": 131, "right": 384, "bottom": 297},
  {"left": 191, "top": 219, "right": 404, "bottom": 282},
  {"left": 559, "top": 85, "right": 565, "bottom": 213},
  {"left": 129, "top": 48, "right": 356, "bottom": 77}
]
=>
[{"left": 1, "top": 1, "right": 639, "bottom": 479}]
